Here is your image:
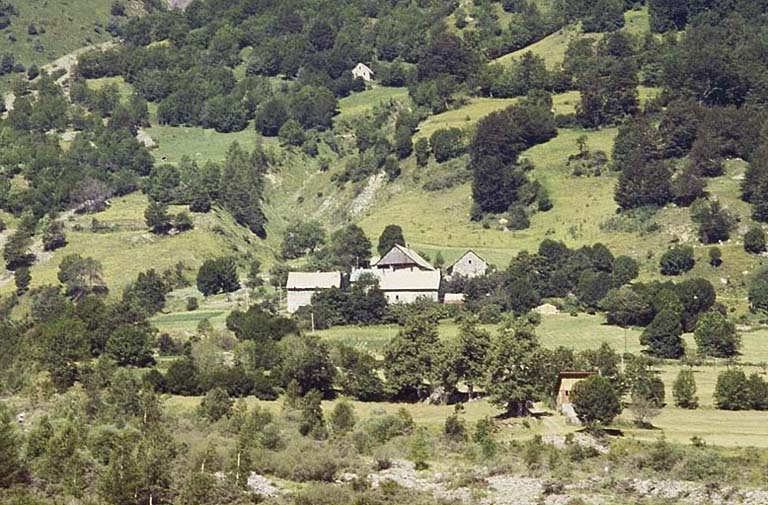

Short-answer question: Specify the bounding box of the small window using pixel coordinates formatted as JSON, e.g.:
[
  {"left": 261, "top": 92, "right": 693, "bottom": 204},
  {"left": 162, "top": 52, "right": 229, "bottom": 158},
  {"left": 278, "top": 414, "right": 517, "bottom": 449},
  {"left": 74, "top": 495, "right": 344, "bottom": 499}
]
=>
[
  {"left": 395, "top": 295, "right": 400, "bottom": 301},
  {"left": 468, "top": 260, "right": 472, "bottom": 264}
]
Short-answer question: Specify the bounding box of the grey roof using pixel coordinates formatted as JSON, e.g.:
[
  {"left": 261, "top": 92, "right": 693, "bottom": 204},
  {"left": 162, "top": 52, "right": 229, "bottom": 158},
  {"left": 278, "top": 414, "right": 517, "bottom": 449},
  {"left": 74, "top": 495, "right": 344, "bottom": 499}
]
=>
[
  {"left": 286, "top": 271, "right": 342, "bottom": 290},
  {"left": 374, "top": 244, "right": 434, "bottom": 271},
  {"left": 352, "top": 268, "right": 440, "bottom": 291}
]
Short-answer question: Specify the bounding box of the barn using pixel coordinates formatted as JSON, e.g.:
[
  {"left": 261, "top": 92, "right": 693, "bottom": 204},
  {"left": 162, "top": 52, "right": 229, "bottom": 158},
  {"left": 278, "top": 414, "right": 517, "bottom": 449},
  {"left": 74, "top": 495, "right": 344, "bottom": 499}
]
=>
[{"left": 286, "top": 271, "right": 342, "bottom": 313}]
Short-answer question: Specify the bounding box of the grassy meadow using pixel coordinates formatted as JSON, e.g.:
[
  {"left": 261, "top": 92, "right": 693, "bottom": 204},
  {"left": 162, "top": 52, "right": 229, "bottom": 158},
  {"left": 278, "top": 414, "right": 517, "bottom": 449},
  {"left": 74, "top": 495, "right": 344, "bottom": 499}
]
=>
[{"left": 0, "top": 0, "right": 113, "bottom": 90}]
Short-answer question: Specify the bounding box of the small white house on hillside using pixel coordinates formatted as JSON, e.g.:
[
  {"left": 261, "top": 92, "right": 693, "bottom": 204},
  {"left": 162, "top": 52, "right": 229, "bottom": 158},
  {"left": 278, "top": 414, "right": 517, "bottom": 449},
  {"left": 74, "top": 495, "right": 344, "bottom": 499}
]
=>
[
  {"left": 446, "top": 250, "right": 488, "bottom": 279},
  {"left": 352, "top": 62, "right": 374, "bottom": 81},
  {"left": 286, "top": 272, "right": 342, "bottom": 313}
]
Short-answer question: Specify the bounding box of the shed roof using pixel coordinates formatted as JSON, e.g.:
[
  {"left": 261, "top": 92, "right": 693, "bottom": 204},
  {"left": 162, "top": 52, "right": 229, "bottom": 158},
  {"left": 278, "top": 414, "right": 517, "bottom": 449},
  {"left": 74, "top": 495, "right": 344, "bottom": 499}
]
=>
[
  {"left": 374, "top": 244, "right": 434, "bottom": 271},
  {"left": 286, "top": 272, "right": 342, "bottom": 290},
  {"left": 352, "top": 268, "right": 440, "bottom": 291},
  {"left": 555, "top": 371, "right": 597, "bottom": 392}
]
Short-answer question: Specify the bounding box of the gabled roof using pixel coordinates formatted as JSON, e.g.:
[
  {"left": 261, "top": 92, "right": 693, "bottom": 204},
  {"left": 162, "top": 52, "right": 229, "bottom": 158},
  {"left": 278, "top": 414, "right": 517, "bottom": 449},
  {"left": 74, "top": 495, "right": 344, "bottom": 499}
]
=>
[
  {"left": 374, "top": 244, "right": 434, "bottom": 271},
  {"left": 353, "top": 62, "right": 374, "bottom": 74},
  {"left": 351, "top": 268, "right": 441, "bottom": 291},
  {"left": 447, "top": 249, "right": 487, "bottom": 269},
  {"left": 286, "top": 272, "right": 342, "bottom": 290}
]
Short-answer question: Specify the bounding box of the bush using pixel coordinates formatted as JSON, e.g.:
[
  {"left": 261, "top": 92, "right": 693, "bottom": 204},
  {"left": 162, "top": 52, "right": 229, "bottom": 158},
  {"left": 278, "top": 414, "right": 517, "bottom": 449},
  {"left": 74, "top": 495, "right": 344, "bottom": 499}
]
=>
[
  {"left": 429, "top": 128, "right": 465, "bottom": 163},
  {"left": 444, "top": 408, "right": 468, "bottom": 442},
  {"left": 571, "top": 376, "right": 622, "bottom": 428},
  {"left": 366, "top": 408, "right": 415, "bottom": 444},
  {"left": 659, "top": 246, "right": 695, "bottom": 276},
  {"left": 506, "top": 205, "right": 530, "bottom": 230},
  {"left": 478, "top": 304, "right": 503, "bottom": 324},
  {"left": 198, "top": 387, "right": 233, "bottom": 422},
  {"left": 329, "top": 401, "right": 356, "bottom": 435},
  {"left": 709, "top": 247, "right": 722, "bottom": 267},
  {"left": 714, "top": 369, "right": 751, "bottom": 410},
  {"left": 672, "top": 369, "right": 698, "bottom": 409},
  {"left": 744, "top": 227, "right": 766, "bottom": 254},
  {"left": 186, "top": 297, "right": 199, "bottom": 311}
]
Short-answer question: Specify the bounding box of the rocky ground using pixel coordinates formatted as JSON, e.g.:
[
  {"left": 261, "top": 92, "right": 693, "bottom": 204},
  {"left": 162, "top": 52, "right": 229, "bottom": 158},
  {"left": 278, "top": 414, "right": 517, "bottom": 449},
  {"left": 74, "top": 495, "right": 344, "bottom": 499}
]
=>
[{"left": 242, "top": 458, "right": 768, "bottom": 504}]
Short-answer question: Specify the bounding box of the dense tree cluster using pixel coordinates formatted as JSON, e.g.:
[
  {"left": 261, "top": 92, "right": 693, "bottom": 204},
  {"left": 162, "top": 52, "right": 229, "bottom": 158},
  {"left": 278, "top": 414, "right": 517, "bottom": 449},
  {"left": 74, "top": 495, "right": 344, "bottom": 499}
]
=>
[
  {"left": 459, "top": 239, "right": 638, "bottom": 314},
  {"left": 601, "top": 277, "right": 717, "bottom": 357},
  {"left": 470, "top": 97, "right": 556, "bottom": 219}
]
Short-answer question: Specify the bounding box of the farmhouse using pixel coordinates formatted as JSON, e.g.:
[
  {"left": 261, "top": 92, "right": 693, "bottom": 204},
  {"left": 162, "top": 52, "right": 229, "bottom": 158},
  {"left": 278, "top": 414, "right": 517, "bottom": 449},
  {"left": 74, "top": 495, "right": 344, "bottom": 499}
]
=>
[
  {"left": 446, "top": 250, "right": 488, "bottom": 278},
  {"left": 351, "top": 267, "right": 441, "bottom": 304},
  {"left": 555, "top": 371, "right": 596, "bottom": 408},
  {"left": 374, "top": 244, "right": 435, "bottom": 271},
  {"left": 352, "top": 62, "right": 374, "bottom": 81},
  {"left": 286, "top": 271, "right": 342, "bottom": 313}
]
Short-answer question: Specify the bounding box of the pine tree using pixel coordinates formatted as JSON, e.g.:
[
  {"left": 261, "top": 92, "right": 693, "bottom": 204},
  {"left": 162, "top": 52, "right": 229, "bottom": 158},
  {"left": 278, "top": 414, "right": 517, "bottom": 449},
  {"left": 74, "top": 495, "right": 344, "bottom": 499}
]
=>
[
  {"left": 377, "top": 224, "right": 406, "bottom": 256},
  {"left": 640, "top": 309, "right": 684, "bottom": 358},
  {"left": 145, "top": 200, "right": 172, "bottom": 234},
  {"left": 218, "top": 142, "right": 267, "bottom": 237}
]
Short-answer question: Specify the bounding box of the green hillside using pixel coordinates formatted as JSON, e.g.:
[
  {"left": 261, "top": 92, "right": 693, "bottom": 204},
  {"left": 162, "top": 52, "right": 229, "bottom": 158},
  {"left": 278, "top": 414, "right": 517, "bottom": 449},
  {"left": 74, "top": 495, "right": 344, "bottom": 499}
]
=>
[{"left": 0, "top": 0, "right": 114, "bottom": 90}]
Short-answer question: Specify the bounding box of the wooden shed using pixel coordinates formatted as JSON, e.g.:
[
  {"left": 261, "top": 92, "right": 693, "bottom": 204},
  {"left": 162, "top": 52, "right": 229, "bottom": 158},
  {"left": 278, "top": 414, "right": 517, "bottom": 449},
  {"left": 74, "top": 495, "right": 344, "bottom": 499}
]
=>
[{"left": 555, "top": 371, "right": 597, "bottom": 407}]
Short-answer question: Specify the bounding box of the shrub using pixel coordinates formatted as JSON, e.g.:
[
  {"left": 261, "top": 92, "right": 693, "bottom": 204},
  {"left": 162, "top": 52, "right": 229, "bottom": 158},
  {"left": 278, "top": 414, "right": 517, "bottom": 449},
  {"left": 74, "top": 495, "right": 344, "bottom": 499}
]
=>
[
  {"left": 714, "top": 369, "right": 750, "bottom": 410},
  {"left": 198, "top": 387, "right": 233, "bottom": 422},
  {"left": 366, "top": 408, "right": 414, "bottom": 444},
  {"left": 329, "top": 401, "right": 356, "bottom": 435},
  {"left": 659, "top": 246, "right": 695, "bottom": 276},
  {"left": 571, "top": 375, "right": 622, "bottom": 428},
  {"left": 672, "top": 369, "right": 698, "bottom": 409},
  {"left": 186, "top": 297, "right": 199, "bottom": 311},
  {"left": 444, "top": 409, "right": 468, "bottom": 442},
  {"left": 506, "top": 205, "right": 530, "bottom": 230},
  {"left": 478, "top": 304, "right": 503, "bottom": 324},
  {"left": 473, "top": 417, "right": 497, "bottom": 458},
  {"left": 744, "top": 227, "right": 766, "bottom": 254},
  {"left": 708, "top": 247, "right": 722, "bottom": 267},
  {"left": 429, "top": 128, "right": 465, "bottom": 163}
]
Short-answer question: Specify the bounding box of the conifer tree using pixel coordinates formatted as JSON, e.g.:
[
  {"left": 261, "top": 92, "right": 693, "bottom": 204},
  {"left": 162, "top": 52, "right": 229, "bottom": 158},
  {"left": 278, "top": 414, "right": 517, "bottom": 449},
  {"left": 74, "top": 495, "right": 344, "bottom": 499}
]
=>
[{"left": 640, "top": 309, "right": 684, "bottom": 358}]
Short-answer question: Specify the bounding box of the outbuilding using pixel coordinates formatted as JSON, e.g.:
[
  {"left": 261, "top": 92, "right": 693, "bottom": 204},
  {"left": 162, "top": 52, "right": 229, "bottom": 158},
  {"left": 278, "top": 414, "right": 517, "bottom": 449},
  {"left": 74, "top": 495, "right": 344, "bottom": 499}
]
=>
[
  {"left": 445, "top": 250, "right": 488, "bottom": 279},
  {"left": 555, "top": 371, "right": 597, "bottom": 408},
  {"left": 352, "top": 62, "right": 374, "bottom": 81},
  {"left": 286, "top": 271, "right": 342, "bottom": 313}
]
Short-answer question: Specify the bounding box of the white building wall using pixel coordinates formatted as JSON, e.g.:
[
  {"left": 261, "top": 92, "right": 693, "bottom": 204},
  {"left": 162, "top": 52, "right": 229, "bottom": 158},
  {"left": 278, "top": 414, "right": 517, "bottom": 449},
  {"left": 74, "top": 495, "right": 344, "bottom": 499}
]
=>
[
  {"left": 286, "top": 290, "right": 314, "bottom": 313},
  {"left": 385, "top": 291, "right": 439, "bottom": 304},
  {"left": 450, "top": 252, "right": 487, "bottom": 278}
]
